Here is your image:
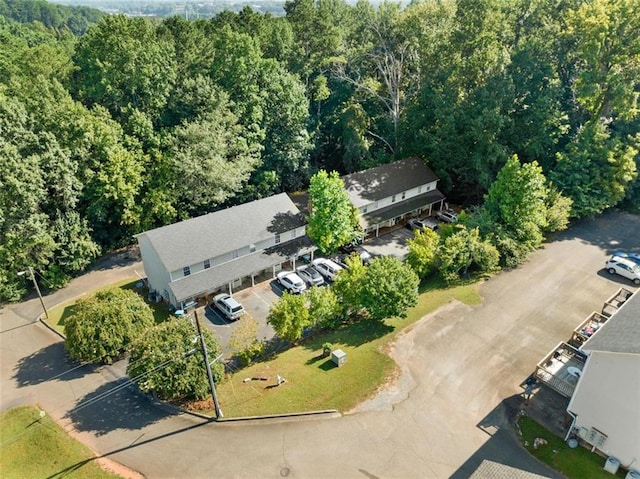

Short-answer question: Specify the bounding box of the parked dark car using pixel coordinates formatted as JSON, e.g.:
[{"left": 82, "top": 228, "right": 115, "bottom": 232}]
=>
[{"left": 339, "top": 242, "right": 373, "bottom": 264}]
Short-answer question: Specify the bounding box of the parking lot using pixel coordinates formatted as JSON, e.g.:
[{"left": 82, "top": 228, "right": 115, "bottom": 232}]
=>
[{"left": 201, "top": 226, "right": 415, "bottom": 355}]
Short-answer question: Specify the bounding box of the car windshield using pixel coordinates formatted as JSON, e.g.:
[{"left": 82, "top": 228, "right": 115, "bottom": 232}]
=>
[{"left": 231, "top": 305, "right": 243, "bottom": 313}]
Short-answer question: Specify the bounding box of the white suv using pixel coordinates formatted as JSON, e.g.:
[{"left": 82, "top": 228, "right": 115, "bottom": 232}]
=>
[
  {"left": 212, "top": 294, "right": 245, "bottom": 321},
  {"left": 605, "top": 256, "right": 640, "bottom": 285},
  {"left": 312, "top": 258, "right": 344, "bottom": 281}
]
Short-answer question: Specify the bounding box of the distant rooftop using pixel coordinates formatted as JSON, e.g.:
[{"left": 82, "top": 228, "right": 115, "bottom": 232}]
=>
[
  {"left": 342, "top": 157, "right": 439, "bottom": 208},
  {"left": 583, "top": 289, "right": 640, "bottom": 355}
]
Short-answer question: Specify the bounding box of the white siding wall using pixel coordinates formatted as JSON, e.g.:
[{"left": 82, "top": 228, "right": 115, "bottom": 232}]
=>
[
  {"left": 360, "top": 180, "right": 438, "bottom": 214},
  {"left": 137, "top": 235, "right": 171, "bottom": 300},
  {"left": 568, "top": 351, "right": 640, "bottom": 465},
  {"left": 167, "top": 226, "right": 307, "bottom": 281}
]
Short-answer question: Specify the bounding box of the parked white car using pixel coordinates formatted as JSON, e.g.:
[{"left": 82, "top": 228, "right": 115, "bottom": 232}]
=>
[
  {"left": 311, "top": 258, "right": 344, "bottom": 281},
  {"left": 277, "top": 271, "right": 307, "bottom": 293},
  {"left": 212, "top": 294, "right": 245, "bottom": 321},
  {"left": 605, "top": 256, "right": 640, "bottom": 285}
]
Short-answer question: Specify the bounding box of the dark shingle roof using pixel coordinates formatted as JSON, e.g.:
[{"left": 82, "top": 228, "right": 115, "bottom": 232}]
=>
[
  {"left": 583, "top": 289, "right": 640, "bottom": 354},
  {"left": 342, "top": 157, "right": 439, "bottom": 208},
  {"left": 135, "top": 193, "right": 305, "bottom": 271}
]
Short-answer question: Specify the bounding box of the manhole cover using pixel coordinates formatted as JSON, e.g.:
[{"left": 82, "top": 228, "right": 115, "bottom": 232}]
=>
[{"left": 280, "top": 467, "right": 290, "bottom": 477}]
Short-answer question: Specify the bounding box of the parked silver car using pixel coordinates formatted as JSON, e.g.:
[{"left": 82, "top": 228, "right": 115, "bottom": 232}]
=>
[
  {"left": 435, "top": 210, "right": 458, "bottom": 223},
  {"left": 212, "top": 293, "right": 245, "bottom": 321},
  {"left": 311, "top": 258, "right": 344, "bottom": 281},
  {"left": 407, "top": 217, "right": 439, "bottom": 231},
  {"left": 296, "top": 265, "right": 325, "bottom": 286}
]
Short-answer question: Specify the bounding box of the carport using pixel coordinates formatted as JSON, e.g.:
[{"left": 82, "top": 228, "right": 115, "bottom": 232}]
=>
[
  {"left": 361, "top": 190, "right": 446, "bottom": 237},
  {"left": 169, "top": 237, "right": 316, "bottom": 308}
]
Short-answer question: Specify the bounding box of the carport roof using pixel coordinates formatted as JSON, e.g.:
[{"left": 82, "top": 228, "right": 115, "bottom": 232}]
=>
[
  {"left": 169, "top": 236, "right": 315, "bottom": 303},
  {"left": 361, "top": 190, "right": 445, "bottom": 228},
  {"left": 583, "top": 289, "right": 640, "bottom": 354}
]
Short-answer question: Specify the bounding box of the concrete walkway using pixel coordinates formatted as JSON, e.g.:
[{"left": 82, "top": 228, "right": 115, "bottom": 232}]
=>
[{"left": 1, "top": 210, "right": 638, "bottom": 478}]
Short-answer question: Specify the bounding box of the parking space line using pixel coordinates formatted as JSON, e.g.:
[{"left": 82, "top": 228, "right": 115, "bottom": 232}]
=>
[
  {"left": 252, "top": 289, "right": 272, "bottom": 306},
  {"left": 207, "top": 306, "right": 231, "bottom": 327}
]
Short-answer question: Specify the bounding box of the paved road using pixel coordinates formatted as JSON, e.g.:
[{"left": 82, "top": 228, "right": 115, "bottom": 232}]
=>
[{"left": 1, "top": 210, "right": 639, "bottom": 479}]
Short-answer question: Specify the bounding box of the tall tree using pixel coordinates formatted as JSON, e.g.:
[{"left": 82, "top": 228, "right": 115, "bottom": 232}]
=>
[
  {"left": 127, "top": 318, "right": 224, "bottom": 401},
  {"left": 306, "top": 170, "right": 360, "bottom": 255},
  {"left": 360, "top": 256, "right": 419, "bottom": 321},
  {"left": 72, "top": 15, "right": 176, "bottom": 120}
]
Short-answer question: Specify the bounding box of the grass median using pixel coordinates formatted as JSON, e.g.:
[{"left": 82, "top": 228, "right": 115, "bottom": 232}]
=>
[
  {"left": 46, "top": 278, "right": 170, "bottom": 335},
  {"left": 209, "top": 279, "right": 481, "bottom": 417},
  {"left": 518, "top": 415, "right": 628, "bottom": 478},
  {"left": 0, "top": 406, "right": 123, "bottom": 479}
]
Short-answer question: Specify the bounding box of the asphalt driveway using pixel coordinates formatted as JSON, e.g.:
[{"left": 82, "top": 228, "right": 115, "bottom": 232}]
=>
[
  {"left": 202, "top": 281, "right": 278, "bottom": 354},
  {"left": 2, "top": 210, "right": 639, "bottom": 479}
]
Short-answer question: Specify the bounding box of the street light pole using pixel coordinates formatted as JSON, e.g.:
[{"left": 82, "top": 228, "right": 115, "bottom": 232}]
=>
[
  {"left": 193, "top": 309, "right": 223, "bottom": 419},
  {"left": 18, "top": 266, "right": 49, "bottom": 320}
]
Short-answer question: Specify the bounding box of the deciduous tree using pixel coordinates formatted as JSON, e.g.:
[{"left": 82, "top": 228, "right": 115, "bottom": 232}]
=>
[
  {"left": 359, "top": 256, "right": 419, "bottom": 321},
  {"left": 127, "top": 318, "right": 224, "bottom": 401},
  {"left": 267, "top": 291, "right": 310, "bottom": 343},
  {"left": 406, "top": 227, "right": 440, "bottom": 279},
  {"left": 64, "top": 287, "right": 154, "bottom": 364},
  {"left": 307, "top": 170, "right": 361, "bottom": 255}
]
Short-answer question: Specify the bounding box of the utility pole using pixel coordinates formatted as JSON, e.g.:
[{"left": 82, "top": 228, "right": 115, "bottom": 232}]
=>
[
  {"left": 194, "top": 310, "right": 223, "bottom": 419},
  {"left": 18, "top": 266, "right": 49, "bottom": 320}
]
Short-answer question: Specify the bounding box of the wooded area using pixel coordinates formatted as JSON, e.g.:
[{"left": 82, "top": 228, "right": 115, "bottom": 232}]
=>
[{"left": 1, "top": 0, "right": 638, "bottom": 302}]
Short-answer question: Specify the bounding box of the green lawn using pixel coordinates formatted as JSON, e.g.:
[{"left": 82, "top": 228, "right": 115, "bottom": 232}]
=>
[
  {"left": 0, "top": 406, "right": 123, "bottom": 479},
  {"left": 518, "top": 416, "right": 628, "bottom": 478},
  {"left": 212, "top": 279, "right": 480, "bottom": 417},
  {"left": 46, "top": 278, "right": 171, "bottom": 335}
]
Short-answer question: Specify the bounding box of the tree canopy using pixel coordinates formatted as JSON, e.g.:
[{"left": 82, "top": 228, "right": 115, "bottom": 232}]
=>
[
  {"left": 127, "top": 317, "right": 224, "bottom": 401},
  {"left": 2, "top": 0, "right": 639, "bottom": 302},
  {"left": 64, "top": 287, "right": 155, "bottom": 364}
]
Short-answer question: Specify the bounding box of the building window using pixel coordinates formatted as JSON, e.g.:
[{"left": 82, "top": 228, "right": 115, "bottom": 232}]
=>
[
  {"left": 401, "top": 191, "right": 406, "bottom": 200},
  {"left": 250, "top": 244, "right": 256, "bottom": 252},
  {"left": 275, "top": 234, "right": 281, "bottom": 244},
  {"left": 203, "top": 259, "right": 210, "bottom": 269},
  {"left": 392, "top": 195, "right": 396, "bottom": 203},
  {"left": 232, "top": 249, "right": 239, "bottom": 259},
  {"left": 362, "top": 205, "right": 368, "bottom": 213},
  {"left": 417, "top": 185, "right": 422, "bottom": 194},
  {"left": 291, "top": 230, "right": 296, "bottom": 239},
  {"left": 183, "top": 266, "right": 191, "bottom": 277}
]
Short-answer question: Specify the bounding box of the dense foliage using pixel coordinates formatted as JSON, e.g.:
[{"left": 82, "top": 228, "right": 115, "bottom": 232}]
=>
[
  {"left": 2, "top": 0, "right": 639, "bottom": 302},
  {"left": 127, "top": 318, "right": 224, "bottom": 401},
  {"left": 64, "top": 287, "right": 154, "bottom": 364},
  {"left": 0, "top": 0, "right": 102, "bottom": 34},
  {"left": 307, "top": 170, "right": 361, "bottom": 254}
]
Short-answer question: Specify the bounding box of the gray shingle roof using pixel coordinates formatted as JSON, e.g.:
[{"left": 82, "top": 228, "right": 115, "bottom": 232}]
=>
[
  {"left": 469, "top": 460, "right": 552, "bottom": 479},
  {"left": 135, "top": 193, "right": 305, "bottom": 271},
  {"left": 342, "top": 157, "right": 439, "bottom": 208},
  {"left": 583, "top": 289, "right": 640, "bottom": 354}
]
